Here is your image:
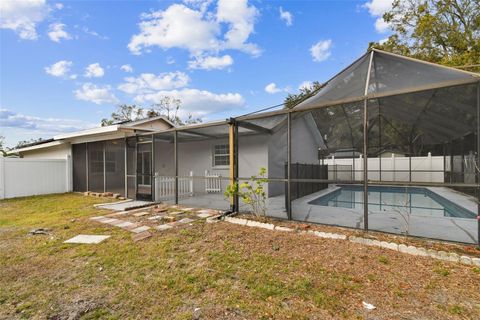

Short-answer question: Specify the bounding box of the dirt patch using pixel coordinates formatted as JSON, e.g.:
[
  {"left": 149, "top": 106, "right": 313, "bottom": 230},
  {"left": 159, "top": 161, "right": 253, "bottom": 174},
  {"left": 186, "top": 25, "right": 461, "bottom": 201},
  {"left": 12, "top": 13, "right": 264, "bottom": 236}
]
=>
[{"left": 238, "top": 213, "right": 480, "bottom": 258}]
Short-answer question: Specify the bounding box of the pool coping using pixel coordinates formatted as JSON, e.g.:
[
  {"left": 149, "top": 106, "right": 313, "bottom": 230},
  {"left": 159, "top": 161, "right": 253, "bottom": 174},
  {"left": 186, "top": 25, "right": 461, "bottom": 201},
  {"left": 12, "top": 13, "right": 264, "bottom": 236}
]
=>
[{"left": 304, "top": 184, "right": 477, "bottom": 221}]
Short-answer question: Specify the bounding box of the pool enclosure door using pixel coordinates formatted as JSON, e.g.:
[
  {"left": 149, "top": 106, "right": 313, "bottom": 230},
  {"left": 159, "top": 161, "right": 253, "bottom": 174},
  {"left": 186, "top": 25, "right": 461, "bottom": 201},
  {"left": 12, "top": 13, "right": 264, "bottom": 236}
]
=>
[{"left": 136, "top": 140, "right": 153, "bottom": 201}]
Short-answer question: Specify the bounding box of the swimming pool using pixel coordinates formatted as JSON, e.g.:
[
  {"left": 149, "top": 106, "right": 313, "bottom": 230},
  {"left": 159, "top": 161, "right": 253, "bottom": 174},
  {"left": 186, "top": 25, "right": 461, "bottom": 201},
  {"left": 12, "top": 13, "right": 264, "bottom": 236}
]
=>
[{"left": 308, "top": 185, "right": 476, "bottom": 219}]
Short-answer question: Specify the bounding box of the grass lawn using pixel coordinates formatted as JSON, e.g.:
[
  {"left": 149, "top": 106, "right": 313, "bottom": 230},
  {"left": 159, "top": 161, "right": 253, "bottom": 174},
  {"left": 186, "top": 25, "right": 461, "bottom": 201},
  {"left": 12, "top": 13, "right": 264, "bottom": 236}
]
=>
[{"left": 1, "top": 193, "right": 479, "bottom": 319}]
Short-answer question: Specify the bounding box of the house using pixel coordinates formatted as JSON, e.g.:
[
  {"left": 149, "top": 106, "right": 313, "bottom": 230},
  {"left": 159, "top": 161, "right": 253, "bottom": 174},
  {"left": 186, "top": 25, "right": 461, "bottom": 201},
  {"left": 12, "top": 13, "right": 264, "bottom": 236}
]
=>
[{"left": 8, "top": 112, "right": 324, "bottom": 206}]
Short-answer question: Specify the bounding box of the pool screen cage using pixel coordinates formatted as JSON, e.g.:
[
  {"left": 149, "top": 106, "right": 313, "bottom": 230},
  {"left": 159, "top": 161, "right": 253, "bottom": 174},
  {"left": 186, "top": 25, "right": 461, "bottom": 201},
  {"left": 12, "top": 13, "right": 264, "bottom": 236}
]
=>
[{"left": 139, "top": 49, "right": 480, "bottom": 244}]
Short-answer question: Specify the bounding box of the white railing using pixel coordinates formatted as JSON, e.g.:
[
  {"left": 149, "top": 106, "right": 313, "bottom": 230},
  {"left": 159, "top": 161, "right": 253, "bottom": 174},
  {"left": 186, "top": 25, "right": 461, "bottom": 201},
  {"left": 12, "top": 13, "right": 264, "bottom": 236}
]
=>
[
  {"left": 205, "top": 170, "right": 221, "bottom": 193},
  {"left": 155, "top": 171, "right": 193, "bottom": 200}
]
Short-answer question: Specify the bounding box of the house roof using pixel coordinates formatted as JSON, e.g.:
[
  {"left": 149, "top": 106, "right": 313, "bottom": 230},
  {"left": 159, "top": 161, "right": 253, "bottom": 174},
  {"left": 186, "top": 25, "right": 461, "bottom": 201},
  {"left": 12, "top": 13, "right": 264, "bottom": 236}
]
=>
[{"left": 9, "top": 116, "right": 174, "bottom": 154}]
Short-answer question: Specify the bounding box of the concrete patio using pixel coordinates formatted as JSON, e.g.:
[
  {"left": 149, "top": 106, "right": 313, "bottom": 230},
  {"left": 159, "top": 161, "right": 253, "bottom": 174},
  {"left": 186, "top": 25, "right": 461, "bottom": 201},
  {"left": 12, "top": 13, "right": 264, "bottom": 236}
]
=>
[{"left": 171, "top": 188, "right": 478, "bottom": 244}]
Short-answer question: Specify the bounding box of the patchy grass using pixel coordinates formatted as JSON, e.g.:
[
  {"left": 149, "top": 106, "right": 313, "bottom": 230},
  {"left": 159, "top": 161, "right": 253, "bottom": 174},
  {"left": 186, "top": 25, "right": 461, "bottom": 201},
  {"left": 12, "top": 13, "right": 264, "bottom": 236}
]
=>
[{"left": 1, "top": 194, "right": 479, "bottom": 319}]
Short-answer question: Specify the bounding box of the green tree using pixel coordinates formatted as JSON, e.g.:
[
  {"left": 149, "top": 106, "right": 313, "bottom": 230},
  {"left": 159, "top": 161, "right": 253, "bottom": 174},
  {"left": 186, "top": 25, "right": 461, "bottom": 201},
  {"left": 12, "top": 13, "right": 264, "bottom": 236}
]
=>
[
  {"left": 146, "top": 96, "right": 202, "bottom": 126},
  {"left": 284, "top": 81, "right": 323, "bottom": 109},
  {"left": 101, "top": 98, "right": 202, "bottom": 127},
  {"left": 101, "top": 104, "right": 144, "bottom": 126},
  {"left": 14, "top": 138, "right": 44, "bottom": 150},
  {"left": 370, "top": 0, "right": 480, "bottom": 71},
  {"left": 0, "top": 135, "right": 6, "bottom": 156}
]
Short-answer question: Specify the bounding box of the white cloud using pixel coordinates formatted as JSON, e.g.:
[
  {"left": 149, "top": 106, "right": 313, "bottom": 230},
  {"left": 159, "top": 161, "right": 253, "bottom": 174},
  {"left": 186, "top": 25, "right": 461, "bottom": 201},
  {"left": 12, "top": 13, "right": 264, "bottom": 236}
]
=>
[
  {"left": 378, "top": 37, "right": 389, "bottom": 45},
  {"left": 217, "top": 0, "right": 260, "bottom": 56},
  {"left": 0, "top": 108, "right": 95, "bottom": 135},
  {"left": 128, "top": 4, "right": 220, "bottom": 56},
  {"left": 133, "top": 88, "right": 244, "bottom": 118},
  {"left": 298, "top": 81, "right": 313, "bottom": 91},
  {"left": 84, "top": 63, "right": 105, "bottom": 78},
  {"left": 310, "top": 39, "right": 332, "bottom": 62},
  {"left": 54, "top": 3, "right": 63, "bottom": 10},
  {"left": 188, "top": 55, "right": 233, "bottom": 70},
  {"left": 166, "top": 56, "right": 176, "bottom": 65},
  {"left": 74, "top": 83, "right": 118, "bottom": 105},
  {"left": 45, "top": 60, "right": 73, "bottom": 77},
  {"left": 120, "top": 64, "right": 133, "bottom": 73},
  {"left": 48, "top": 22, "right": 71, "bottom": 42},
  {"left": 118, "top": 72, "right": 190, "bottom": 95},
  {"left": 279, "top": 7, "right": 292, "bottom": 26},
  {"left": 128, "top": 0, "right": 260, "bottom": 59},
  {"left": 363, "top": 0, "right": 393, "bottom": 33},
  {"left": 264, "top": 82, "right": 281, "bottom": 94},
  {"left": 0, "top": 0, "right": 50, "bottom": 40}
]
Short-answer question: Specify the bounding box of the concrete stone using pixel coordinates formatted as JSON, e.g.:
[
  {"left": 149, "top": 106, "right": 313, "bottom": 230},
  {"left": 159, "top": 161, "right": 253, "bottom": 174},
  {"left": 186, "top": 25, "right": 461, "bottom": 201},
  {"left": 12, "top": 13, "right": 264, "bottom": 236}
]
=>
[
  {"left": 155, "top": 224, "right": 173, "bottom": 231},
  {"left": 225, "top": 217, "right": 247, "bottom": 226},
  {"left": 132, "top": 231, "right": 152, "bottom": 242},
  {"left": 133, "top": 211, "right": 150, "bottom": 217},
  {"left": 427, "top": 249, "right": 440, "bottom": 259},
  {"left": 110, "top": 219, "right": 128, "bottom": 226},
  {"left": 197, "top": 213, "right": 212, "bottom": 218},
  {"left": 98, "top": 218, "right": 119, "bottom": 224},
  {"left": 116, "top": 221, "right": 136, "bottom": 229},
  {"left": 148, "top": 215, "right": 164, "bottom": 220},
  {"left": 437, "top": 251, "right": 449, "bottom": 260},
  {"left": 274, "top": 226, "right": 293, "bottom": 232},
  {"left": 398, "top": 244, "right": 409, "bottom": 254},
  {"left": 459, "top": 256, "right": 473, "bottom": 265},
  {"left": 169, "top": 211, "right": 182, "bottom": 215},
  {"left": 472, "top": 258, "right": 480, "bottom": 267},
  {"left": 131, "top": 226, "right": 151, "bottom": 233},
  {"left": 378, "top": 241, "right": 399, "bottom": 251},
  {"left": 90, "top": 216, "right": 106, "bottom": 221},
  {"left": 447, "top": 252, "right": 460, "bottom": 263},
  {"left": 163, "top": 216, "right": 177, "bottom": 222},
  {"left": 404, "top": 245, "right": 428, "bottom": 257},
  {"left": 245, "top": 220, "right": 274, "bottom": 230},
  {"left": 178, "top": 218, "right": 194, "bottom": 224},
  {"left": 350, "top": 236, "right": 374, "bottom": 246},
  {"left": 64, "top": 235, "right": 110, "bottom": 244}
]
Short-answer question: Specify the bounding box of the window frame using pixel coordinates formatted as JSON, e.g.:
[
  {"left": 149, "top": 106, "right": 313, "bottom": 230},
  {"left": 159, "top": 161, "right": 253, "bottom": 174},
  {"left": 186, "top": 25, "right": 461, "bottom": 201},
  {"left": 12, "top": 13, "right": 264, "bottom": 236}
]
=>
[{"left": 212, "top": 143, "right": 230, "bottom": 168}]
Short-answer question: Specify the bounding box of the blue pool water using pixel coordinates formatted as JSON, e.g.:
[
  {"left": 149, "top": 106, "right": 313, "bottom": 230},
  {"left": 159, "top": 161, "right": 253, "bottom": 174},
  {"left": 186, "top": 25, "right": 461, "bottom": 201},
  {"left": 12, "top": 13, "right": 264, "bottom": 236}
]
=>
[{"left": 308, "top": 185, "right": 476, "bottom": 219}]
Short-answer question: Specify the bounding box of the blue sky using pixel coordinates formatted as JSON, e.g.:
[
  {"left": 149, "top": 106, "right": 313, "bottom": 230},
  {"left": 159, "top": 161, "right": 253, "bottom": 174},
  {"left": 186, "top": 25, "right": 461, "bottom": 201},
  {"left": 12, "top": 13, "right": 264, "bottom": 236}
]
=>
[{"left": 0, "top": 0, "right": 391, "bottom": 147}]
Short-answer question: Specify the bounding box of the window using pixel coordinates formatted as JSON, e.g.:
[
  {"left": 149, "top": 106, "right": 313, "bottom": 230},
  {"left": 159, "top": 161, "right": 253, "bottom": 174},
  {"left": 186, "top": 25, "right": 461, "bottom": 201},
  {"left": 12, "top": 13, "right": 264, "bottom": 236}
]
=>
[{"left": 213, "top": 144, "right": 229, "bottom": 167}]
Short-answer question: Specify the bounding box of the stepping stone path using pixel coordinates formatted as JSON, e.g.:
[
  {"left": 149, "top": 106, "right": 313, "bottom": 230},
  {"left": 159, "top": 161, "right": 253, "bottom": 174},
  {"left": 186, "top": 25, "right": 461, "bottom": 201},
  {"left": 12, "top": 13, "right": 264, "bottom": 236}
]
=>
[
  {"left": 89, "top": 205, "right": 220, "bottom": 240},
  {"left": 65, "top": 235, "right": 110, "bottom": 244}
]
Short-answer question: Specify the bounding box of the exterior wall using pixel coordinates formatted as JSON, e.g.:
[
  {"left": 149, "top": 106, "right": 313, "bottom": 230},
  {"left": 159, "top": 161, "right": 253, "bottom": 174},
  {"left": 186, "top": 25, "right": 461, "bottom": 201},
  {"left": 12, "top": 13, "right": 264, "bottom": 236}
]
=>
[
  {"left": 0, "top": 157, "right": 71, "bottom": 199},
  {"left": 267, "top": 116, "right": 322, "bottom": 196},
  {"left": 154, "top": 135, "right": 269, "bottom": 195},
  {"left": 20, "top": 143, "right": 72, "bottom": 160}
]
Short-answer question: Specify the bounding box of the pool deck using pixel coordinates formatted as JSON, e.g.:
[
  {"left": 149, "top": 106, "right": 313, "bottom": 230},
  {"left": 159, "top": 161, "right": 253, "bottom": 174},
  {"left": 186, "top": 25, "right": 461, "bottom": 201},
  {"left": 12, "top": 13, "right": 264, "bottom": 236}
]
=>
[
  {"left": 290, "top": 186, "right": 478, "bottom": 244},
  {"left": 152, "top": 186, "right": 478, "bottom": 244}
]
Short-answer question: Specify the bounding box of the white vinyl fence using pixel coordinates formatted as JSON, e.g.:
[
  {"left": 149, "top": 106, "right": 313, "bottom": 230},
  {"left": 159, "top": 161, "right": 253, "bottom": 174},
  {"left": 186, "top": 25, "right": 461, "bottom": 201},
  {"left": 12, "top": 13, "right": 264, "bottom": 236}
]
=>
[
  {"left": 324, "top": 153, "right": 445, "bottom": 183},
  {"left": 0, "top": 156, "right": 72, "bottom": 200}
]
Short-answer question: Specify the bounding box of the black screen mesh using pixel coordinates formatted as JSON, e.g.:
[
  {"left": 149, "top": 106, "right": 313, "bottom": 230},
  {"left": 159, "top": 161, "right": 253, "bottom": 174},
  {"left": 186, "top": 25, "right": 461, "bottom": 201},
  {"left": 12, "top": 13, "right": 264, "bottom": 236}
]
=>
[
  {"left": 87, "top": 141, "right": 105, "bottom": 192},
  {"left": 105, "top": 139, "right": 125, "bottom": 196},
  {"left": 72, "top": 143, "right": 87, "bottom": 192}
]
